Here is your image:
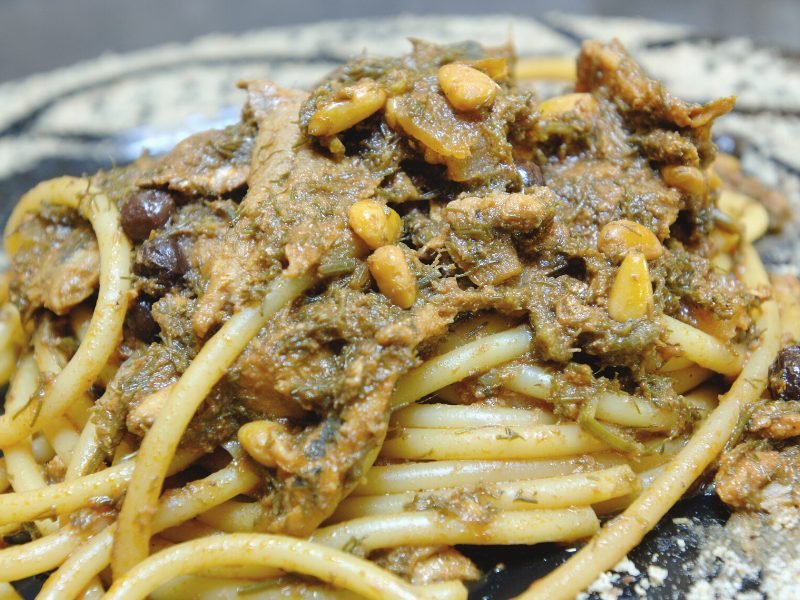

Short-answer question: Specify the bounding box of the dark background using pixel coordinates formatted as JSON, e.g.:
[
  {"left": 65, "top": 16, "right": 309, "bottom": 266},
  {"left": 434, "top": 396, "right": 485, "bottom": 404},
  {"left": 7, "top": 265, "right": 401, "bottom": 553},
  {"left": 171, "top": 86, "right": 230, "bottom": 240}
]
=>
[{"left": 1, "top": 0, "right": 798, "bottom": 83}]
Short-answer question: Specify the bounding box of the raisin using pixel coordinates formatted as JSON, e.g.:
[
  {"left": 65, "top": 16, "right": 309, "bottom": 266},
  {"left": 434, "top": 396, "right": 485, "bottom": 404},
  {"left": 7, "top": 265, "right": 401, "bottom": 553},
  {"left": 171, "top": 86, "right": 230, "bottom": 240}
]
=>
[
  {"left": 515, "top": 160, "right": 544, "bottom": 187},
  {"left": 121, "top": 189, "right": 176, "bottom": 241},
  {"left": 127, "top": 297, "right": 160, "bottom": 343},
  {"left": 137, "top": 236, "right": 188, "bottom": 282},
  {"left": 768, "top": 345, "right": 800, "bottom": 401}
]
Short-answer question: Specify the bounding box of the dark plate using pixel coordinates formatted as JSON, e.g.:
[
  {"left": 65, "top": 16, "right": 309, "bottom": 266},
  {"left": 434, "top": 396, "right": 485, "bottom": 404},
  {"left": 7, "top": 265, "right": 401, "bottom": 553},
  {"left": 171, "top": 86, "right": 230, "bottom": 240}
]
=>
[
  {"left": 1, "top": 14, "right": 798, "bottom": 598},
  {"left": 465, "top": 493, "right": 734, "bottom": 599}
]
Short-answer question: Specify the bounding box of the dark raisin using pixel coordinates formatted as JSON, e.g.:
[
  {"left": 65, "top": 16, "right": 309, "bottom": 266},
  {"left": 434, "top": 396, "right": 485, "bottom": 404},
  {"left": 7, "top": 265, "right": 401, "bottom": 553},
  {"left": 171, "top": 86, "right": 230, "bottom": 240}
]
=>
[
  {"left": 768, "top": 345, "right": 800, "bottom": 401},
  {"left": 137, "top": 235, "right": 188, "bottom": 281},
  {"left": 515, "top": 160, "right": 544, "bottom": 187},
  {"left": 127, "top": 297, "right": 160, "bottom": 343},
  {"left": 713, "top": 133, "right": 745, "bottom": 158},
  {"left": 3, "top": 529, "right": 32, "bottom": 545},
  {"left": 121, "top": 189, "right": 176, "bottom": 241}
]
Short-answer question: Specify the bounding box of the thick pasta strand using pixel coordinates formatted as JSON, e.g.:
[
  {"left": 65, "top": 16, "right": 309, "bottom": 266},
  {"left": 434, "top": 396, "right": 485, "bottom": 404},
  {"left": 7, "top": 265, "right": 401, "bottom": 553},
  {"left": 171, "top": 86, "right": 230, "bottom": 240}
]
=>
[
  {"left": 0, "top": 350, "right": 17, "bottom": 390},
  {"left": 32, "top": 320, "right": 95, "bottom": 435},
  {"left": 37, "top": 530, "right": 114, "bottom": 600},
  {"left": 312, "top": 508, "right": 599, "bottom": 551},
  {"left": 103, "top": 534, "right": 459, "bottom": 600},
  {"left": 328, "top": 465, "right": 638, "bottom": 522},
  {"left": 0, "top": 450, "right": 199, "bottom": 527},
  {"left": 195, "top": 501, "right": 262, "bottom": 533},
  {"left": 514, "top": 56, "right": 577, "bottom": 81},
  {"left": 0, "top": 304, "right": 23, "bottom": 387},
  {"left": 38, "top": 458, "right": 260, "bottom": 600},
  {"left": 0, "top": 459, "right": 8, "bottom": 494},
  {"left": 390, "top": 403, "right": 556, "bottom": 428},
  {"left": 433, "top": 314, "right": 517, "bottom": 355},
  {"left": 391, "top": 326, "right": 533, "bottom": 408},
  {"left": 0, "top": 274, "right": 9, "bottom": 305},
  {"left": 3, "top": 444, "right": 58, "bottom": 536},
  {"left": 657, "top": 355, "right": 695, "bottom": 372},
  {"left": 64, "top": 420, "right": 102, "bottom": 480},
  {"left": 0, "top": 583, "right": 21, "bottom": 600},
  {"left": 62, "top": 394, "right": 94, "bottom": 432},
  {"left": 380, "top": 424, "right": 608, "bottom": 460},
  {"left": 501, "top": 364, "right": 677, "bottom": 428},
  {"left": 352, "top": 456, "right": 626, "bottom": 496},
  {"left": 661, "top": 315, "right": 742, "bottom": 376},
  {"left": 77, "top": 582, "right": 105, "bottom": 600},
  {"left": 158, "top": 520, "right": 222, "bottom": 544},
  {"left": 0, "top": 527, "right": 84, "bottom": 582},
  {"left": 0, "top": 462, "right": 132, "bottom": 526},
  {"left": 4, "top": 442, "right": 48, "bottom": 494},
  {"left": 3, "top": 357, "right": 43, "bottom": 489},
  {"left": 28, "top": 435, "right": 54, "bottom": 464},
  {"left": 40, "top": 418, "right": 79, "bottom": 464},
  {"left": 150, "top": 575, "right": 466, "bottom": 600},
  {"left": 717, "top": 189, "right": 769, "bottom": 243},
  {"left": 2, "top": 355, "right": 59, "bottom": 535},
  {"left": 148, "top": 576, "right": 353, "bottom": 600},
  {"left": 668, "top": 363, "right": 715, "bottom": 394}
]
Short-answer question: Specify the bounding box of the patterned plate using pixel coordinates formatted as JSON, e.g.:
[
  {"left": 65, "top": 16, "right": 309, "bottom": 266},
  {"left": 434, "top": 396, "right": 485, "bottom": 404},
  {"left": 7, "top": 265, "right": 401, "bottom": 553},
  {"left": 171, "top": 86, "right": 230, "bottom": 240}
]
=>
[{"left": 1, "top": 13, "right": 798, "bottom": 599}]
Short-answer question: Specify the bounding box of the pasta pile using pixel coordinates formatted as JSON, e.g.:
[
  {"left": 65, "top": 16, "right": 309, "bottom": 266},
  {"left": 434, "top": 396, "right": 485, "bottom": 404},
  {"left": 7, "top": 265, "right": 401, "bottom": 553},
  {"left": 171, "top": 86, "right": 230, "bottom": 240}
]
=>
[{"left": 0, "top": 38, "right": 790, "bottom": 600}]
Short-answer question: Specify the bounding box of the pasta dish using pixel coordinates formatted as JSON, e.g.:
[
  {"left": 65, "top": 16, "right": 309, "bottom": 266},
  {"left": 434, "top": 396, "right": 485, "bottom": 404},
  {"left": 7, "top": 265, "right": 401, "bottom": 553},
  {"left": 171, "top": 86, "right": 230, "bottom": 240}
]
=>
[{"left": 0, "top": 38, "right": 796, "bottom": 599}]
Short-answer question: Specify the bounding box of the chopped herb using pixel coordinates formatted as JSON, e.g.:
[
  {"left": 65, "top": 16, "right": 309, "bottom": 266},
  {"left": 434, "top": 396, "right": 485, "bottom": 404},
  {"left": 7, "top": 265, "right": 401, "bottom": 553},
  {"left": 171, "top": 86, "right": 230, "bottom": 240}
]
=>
[{"left": 495, "top": 427, "right": 523, "bottom": 441}]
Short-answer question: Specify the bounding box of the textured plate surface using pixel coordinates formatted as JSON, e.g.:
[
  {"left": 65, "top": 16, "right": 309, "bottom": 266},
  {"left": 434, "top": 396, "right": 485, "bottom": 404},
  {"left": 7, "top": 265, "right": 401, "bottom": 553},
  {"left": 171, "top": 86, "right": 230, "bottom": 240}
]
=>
[{"left": 1, "top": 13, "right": 798, "bottom": 599}]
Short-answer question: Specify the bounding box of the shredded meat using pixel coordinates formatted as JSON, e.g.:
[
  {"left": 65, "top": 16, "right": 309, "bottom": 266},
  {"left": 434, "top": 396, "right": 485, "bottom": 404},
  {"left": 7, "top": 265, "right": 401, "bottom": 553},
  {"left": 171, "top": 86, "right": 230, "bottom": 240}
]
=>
[
  {"left": 748, "top": 401, "right": 800, "bottom": 440},
  {"left": 576, "top": 39, "right": 735, "bottom": 138},
  {"left": 716, "top": 442, "right": 800, "bottom": 510},
  {"left": 139, "top": 121, "right": 256, "bottom": 197},
  {"left": 10, "top": 209, "right": 99, "bottom": 317},
  {"left": 372, "top": 545, "right": 481, "bottom": 584}
]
